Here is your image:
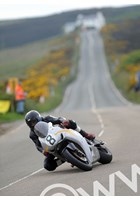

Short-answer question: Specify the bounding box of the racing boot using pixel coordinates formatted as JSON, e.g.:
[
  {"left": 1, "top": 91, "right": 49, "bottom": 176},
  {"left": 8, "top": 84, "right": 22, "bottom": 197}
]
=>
[{"left": 79, "top": 129, "right": 96, "bottom": 141}]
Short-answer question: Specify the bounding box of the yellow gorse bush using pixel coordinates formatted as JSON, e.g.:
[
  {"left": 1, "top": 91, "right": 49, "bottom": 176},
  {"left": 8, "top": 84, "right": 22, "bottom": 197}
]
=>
[{"left": 22, "top": 46, "right": 73, "bottom": 100}]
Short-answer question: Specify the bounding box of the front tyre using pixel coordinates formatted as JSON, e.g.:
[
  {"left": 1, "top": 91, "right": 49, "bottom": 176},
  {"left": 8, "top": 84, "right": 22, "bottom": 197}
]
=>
[
  {"left": 97, "top": 146, "right": 112, "bottom": 164},
  {"left": 62, "top": 148, "right": 93, "bottom": 171}
]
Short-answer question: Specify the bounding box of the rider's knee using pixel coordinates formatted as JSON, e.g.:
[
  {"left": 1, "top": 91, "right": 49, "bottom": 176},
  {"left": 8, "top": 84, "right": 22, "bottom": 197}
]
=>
[
  {"left": 44, "top": 164, "right": 56, "bottom": 171},
  {"left": 44, "top": 157, "right": 57, "bottom": 171}
]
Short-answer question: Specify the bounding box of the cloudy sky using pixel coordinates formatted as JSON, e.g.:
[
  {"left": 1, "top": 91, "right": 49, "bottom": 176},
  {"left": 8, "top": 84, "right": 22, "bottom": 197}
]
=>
[{"left": 0, "top": 0, "right": 140, "bottom": 20}]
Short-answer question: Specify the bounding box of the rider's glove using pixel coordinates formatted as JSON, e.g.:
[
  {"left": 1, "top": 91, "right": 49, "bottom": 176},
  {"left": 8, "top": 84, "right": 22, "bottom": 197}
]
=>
[
  {"left": 61, "top": 120, "right": 77, "bottom": 129},
  {"left": 61, "top": 120, "right": 70, "bottom": 128}
]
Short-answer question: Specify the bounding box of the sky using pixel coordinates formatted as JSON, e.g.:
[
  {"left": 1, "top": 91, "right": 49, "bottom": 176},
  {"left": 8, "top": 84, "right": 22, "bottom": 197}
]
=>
[{"left": 0, "top": 0, "right": 140, "bottom": 20}]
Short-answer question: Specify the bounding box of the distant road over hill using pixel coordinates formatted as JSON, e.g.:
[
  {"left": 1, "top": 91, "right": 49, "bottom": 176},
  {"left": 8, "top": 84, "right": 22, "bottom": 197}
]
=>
[
  {"left": 0, "top": 30, "right": 140, "bottom": 196},
  {"left": 0, "top": 5, "right": 140, "bottom": 49}
]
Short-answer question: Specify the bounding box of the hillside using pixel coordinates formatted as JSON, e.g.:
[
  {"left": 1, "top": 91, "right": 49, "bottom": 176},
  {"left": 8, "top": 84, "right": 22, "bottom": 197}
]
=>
[
  {"left": 1, "top": 5, "right": 140, "bottom": 121},
  {"left": 101, "top": 9, "right": 140, "bottom": 103},
  {"left": 0, "top": 5, "right": 140, "bottom": 49},
  {"left": 0, "top": 32, "right": 79, "bottom": 121}
]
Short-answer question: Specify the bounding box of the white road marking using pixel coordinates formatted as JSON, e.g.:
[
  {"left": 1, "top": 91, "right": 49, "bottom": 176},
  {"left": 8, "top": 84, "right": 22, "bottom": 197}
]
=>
[
  {"left": 88, "top": 83, "right": 105, "bottom": 137},
  {"left": 0, "top": 168, "right": 44, "bottom": 191},
  {"left": 87, "top": 32, "right": 105, "bottom": 138}
]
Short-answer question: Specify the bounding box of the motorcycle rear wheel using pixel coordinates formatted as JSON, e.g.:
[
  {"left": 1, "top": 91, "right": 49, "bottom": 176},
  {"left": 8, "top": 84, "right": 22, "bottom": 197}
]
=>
[{"left": 97, "top": 145, "right": 112, "bottom": 164}]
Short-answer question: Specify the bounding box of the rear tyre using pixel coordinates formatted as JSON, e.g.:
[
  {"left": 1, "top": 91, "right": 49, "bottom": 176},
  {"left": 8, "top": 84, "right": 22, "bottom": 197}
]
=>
[{"left": 97, "top": 146, "right": 112, "bottom": 164}]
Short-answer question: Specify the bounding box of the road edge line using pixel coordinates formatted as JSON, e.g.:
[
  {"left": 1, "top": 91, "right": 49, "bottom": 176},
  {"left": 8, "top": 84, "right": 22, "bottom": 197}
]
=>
[{"left": 0, "top": 168, "right": 44, "bottom": 191}]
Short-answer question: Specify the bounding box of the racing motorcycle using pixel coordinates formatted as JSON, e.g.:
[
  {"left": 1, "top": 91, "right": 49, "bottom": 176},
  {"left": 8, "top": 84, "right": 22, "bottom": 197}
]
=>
[{"left": 34, "top": 121, "right": 112, "bottom": 171}]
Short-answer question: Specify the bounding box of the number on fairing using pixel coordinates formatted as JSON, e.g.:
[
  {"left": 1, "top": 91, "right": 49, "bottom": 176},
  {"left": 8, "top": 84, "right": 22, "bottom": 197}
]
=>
[{"left": 46, "top": 135, "right": 56, "bottom": 145}]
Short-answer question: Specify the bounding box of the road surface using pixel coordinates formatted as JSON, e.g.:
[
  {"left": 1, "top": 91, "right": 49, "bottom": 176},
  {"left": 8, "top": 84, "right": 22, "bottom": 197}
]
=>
[{"left": 0, "top": 30, "right": 140, "bottom": 196}]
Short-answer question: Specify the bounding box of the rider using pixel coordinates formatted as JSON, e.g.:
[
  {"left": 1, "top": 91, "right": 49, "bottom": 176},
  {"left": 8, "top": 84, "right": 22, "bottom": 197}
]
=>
[{"left": 25, "top": 110, "right": 95, "bottom": 171}]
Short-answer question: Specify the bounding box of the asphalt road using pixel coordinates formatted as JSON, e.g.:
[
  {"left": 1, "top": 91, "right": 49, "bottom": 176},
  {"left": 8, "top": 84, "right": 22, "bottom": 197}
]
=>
[{"left": 0, "top": 30, "right": 140, "bottom": 196}]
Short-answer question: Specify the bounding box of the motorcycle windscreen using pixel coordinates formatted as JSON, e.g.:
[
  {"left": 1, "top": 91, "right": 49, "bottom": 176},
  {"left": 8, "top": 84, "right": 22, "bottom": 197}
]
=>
[{"left": 34, "top": 121, "right": 49, "bottom": 138}]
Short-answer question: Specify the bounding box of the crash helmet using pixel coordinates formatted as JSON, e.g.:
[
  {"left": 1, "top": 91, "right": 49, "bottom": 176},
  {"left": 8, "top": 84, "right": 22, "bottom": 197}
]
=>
[{"left": 25, "top": 110, "right": 42, "bottom": 129}]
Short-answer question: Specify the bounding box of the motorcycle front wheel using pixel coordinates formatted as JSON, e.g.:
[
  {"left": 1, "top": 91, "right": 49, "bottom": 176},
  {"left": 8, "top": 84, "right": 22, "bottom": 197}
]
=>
[{"left": 62, "top": 145, "right": 93, "bottom": 171}]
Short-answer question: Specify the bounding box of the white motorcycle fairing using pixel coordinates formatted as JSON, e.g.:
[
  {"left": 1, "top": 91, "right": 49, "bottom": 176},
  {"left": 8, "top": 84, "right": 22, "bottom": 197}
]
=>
[{"left": 37, "top": 122, "right": 98, "bottom": 165}]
